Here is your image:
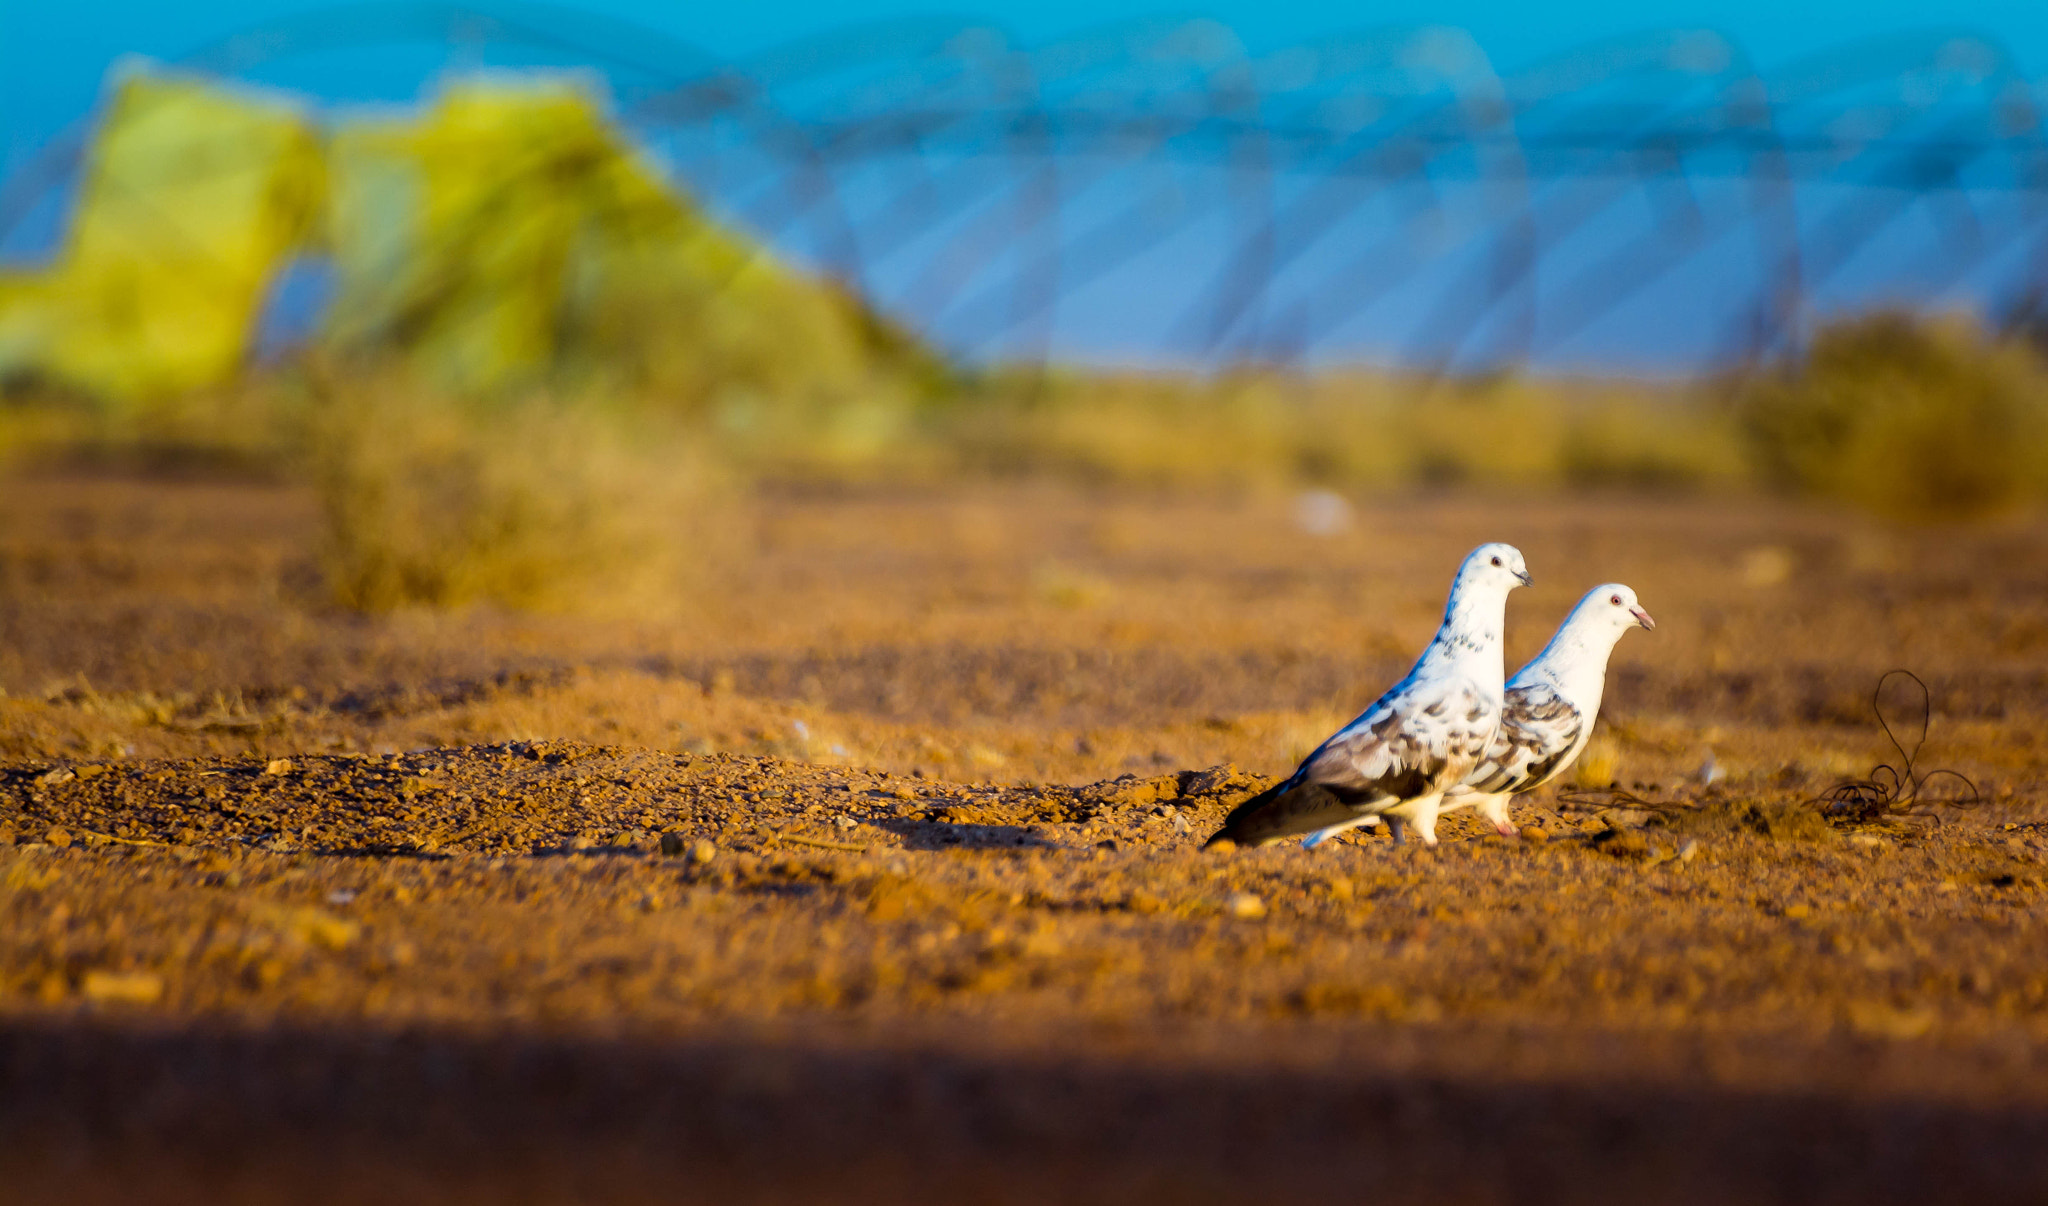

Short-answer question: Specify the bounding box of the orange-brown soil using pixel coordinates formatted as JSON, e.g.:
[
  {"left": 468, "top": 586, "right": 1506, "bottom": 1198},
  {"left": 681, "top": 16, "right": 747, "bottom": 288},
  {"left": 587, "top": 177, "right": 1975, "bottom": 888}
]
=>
[{"left": 3, "top": 469, "right": 2048, "bottom": 1203}]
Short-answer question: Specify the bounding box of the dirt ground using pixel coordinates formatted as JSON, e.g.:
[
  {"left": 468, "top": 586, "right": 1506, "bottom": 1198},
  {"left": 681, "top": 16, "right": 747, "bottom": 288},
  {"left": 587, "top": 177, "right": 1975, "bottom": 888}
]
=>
[{"left": 4, "top": 468, "right": 2048, "bottom": 1203}]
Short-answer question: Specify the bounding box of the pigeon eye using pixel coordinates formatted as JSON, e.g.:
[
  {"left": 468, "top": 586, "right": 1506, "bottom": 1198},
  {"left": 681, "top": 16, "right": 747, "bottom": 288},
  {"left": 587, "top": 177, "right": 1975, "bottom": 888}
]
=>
[
  {"left": 1490, "top": 556, "right": 1502, "bottom": 567},
  {"left": 1610, "top": 595, "right": 1623, "bottom": 605}
]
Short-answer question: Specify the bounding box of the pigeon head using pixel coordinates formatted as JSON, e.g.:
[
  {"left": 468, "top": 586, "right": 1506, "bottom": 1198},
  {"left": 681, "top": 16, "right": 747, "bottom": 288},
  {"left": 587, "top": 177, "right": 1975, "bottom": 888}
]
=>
[
  {"left": 1435, "top": 543, "right": 1531, "bottom": 646},
  {"left": 1546, "top": 584, "right": 1656, "bottom": 656},
  {"left": 1519, "top": 582, "right": 1655, "bottom": 699},
  {"left": 1582, "top": 583, "right": 1655, "bottom": 634},
  {"left": 1458, "top": 542, "right": 1532, "bottom": 595}
]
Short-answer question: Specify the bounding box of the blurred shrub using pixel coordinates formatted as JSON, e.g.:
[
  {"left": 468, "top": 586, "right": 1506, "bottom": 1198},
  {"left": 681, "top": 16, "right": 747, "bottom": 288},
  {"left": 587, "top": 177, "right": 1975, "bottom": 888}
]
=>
[
  {"left": 1739, "top": 313, "right": 2048, "bottom": 520},
  {"left": 302, "top": 371, "right": 712, "bottom": 612},
  {"left": 1559, "top": 399, "right": 1747, "bottom": 490},
  {"left": 930, "top": 369, "right": 1742, "bottom": 492}
]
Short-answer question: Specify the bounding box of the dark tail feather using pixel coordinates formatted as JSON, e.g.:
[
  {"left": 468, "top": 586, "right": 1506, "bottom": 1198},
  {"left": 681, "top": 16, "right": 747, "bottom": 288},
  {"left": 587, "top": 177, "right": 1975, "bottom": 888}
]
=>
[{"left": 1205, "top": 778, "right": 1365, "bottom": 849}]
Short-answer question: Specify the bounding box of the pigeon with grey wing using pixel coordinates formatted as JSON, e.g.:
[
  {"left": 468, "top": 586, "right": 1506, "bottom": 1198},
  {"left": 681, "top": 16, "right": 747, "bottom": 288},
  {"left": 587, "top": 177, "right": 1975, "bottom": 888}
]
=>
[
  {"left": 1205, "top": 542, "right": 1531, "bottom": 850},
  {"left": 1434, "top": 582, "right": 1656, "bottom": 838}
]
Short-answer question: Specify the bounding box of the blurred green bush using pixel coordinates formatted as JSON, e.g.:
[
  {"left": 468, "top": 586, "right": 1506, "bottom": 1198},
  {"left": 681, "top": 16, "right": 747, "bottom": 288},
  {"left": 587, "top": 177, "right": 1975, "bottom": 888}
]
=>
[{"left": 1739, "top": 313, "right": 2048, "bottom": 520}]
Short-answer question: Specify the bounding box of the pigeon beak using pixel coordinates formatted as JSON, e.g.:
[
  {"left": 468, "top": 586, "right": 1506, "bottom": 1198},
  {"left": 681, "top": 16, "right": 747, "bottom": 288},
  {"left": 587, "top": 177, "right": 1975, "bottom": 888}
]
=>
[
  {"left": 1630, "top": 606, "right": 1656, "bottom": 631},
  {"left": 1514, "top": 569, "right": 1533, "bottom": 587}
]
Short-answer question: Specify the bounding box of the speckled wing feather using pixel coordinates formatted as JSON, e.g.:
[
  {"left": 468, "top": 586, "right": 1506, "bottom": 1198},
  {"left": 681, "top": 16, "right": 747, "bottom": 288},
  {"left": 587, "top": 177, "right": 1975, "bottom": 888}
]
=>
[
  {"left": 1460, "top": 681, "right": 1583, "bottom": 795},
  {"left": 1208, "top": 678, "right": 1498, "bottom": 847}
]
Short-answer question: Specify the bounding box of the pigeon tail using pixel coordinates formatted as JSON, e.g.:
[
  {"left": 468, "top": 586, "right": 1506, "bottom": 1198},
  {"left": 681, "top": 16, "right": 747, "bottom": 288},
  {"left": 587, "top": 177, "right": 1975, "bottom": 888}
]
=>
[{"left": 1205, "top": 779, "right": 1368, "bottom": 849}]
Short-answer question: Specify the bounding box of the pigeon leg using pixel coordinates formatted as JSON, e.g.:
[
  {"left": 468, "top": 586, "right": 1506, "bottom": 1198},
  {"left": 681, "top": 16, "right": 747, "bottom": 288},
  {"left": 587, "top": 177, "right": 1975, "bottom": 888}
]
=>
[
  {"left": 1399, "top": 794, "right": 1445, "bottom": 847},
  {"left": 1385, "top": 815, "right": 1409, "bottom": 845},
  {"left": 1476, "top": 792, "right": 1518, "bottom": 837}
]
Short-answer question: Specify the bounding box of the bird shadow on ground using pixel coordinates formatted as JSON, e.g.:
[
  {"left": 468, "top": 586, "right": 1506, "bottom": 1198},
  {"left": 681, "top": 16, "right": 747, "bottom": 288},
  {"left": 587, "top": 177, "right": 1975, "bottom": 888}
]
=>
[
  {"left": 303, "top": 845, "right": 458, "bottom": 861},
  {"left": 866, "top": 819, "right": 1064, "bottom": 852}
]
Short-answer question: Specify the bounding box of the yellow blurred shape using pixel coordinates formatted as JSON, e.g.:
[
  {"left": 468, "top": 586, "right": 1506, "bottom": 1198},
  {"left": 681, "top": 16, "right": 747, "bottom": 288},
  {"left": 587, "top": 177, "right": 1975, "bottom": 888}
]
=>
[
  {"left": 1739, "top": 545, "right": 1795, "bottom": 588},
  {"left": 81, "top": 969, "right": 166, "bottom": 1005},
  {"left": 0, "top": 71, "right": 323, "bottom": 398},
  {"left": 1, "top": 69, "right": 933, "bottom": 405},
  {"left": 323, "top": 78, "right": 917, "bottom": 395}
]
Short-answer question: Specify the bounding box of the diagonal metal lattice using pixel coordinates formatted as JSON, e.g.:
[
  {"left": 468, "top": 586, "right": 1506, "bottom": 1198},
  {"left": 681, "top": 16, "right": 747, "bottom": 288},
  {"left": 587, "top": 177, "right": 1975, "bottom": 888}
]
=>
[{"left": 5, "top": 3, "right": 2047, "bottom": 372}]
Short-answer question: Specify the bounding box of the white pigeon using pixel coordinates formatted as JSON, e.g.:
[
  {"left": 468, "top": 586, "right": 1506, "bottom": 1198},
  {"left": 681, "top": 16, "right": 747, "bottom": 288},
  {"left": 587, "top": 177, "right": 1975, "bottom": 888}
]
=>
[
  {"left": 1436, "top": 583, "right": 1656, "bottom": 837},
  {"left": 1205, "top": 542, "right": 1531, "bottom": 850}
]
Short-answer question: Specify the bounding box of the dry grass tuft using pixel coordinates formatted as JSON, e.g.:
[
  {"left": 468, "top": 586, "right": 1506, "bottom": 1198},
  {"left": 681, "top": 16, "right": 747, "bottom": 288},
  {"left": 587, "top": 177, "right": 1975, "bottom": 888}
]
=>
[{"left": 302, "top": 370, "right": 717, "bottom": 613}]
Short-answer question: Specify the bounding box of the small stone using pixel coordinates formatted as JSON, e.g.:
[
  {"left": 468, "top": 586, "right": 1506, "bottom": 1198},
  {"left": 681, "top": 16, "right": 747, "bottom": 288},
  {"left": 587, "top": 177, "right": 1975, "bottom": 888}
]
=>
[
  {"left": 1848, "top": 834, "right": 1889, "bottom": 853},
  {"left": 1228, "top": 892, "right": 1267, "bottom": 920},
  {"left": 659, "top": 832, "right": 686, "bottom": 857},
  {"left": 1179, "top": 765, "right": 1243, "bottom": 796},
  {"left": 264, "top": 759, "right": 294, "bottom": 776},
  {"left": 1783, "top": 903, "right": 1812, "bottom": 920},
  {"left": 82, "top": 970, "right": 163, "bottom": 1005},
  {"left": 1206, "top": 837, "right": 1238, "bottom": 854},
  {"left": 43, "top": 827, "right": 72, "bottom": 848},
  {"left": 1677, "top": 838, "right": 1700, "bottom": 863},
  {"left": 1520, "top": 825, "right": 1550, "bottom": 844},
  {"left": 688, "top": 839, "right": 717, "bottom": 864}
]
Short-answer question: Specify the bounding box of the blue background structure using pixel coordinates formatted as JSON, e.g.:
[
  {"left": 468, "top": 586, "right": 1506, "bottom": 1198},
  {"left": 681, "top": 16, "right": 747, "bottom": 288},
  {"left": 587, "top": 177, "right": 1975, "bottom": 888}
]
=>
[{"left": 7, "top": 1, "right": 2048, "bottom": 373}]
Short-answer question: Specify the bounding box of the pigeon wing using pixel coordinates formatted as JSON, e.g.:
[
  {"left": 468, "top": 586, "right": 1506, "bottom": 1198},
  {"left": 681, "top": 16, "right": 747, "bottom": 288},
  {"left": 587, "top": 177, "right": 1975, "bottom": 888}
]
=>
[
  {"left": 1461, "top": 682, "right": 1583, "bottom": 796},
  {"left": 1207, "top": 678, "right": 1494, "bottom": 848}
]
